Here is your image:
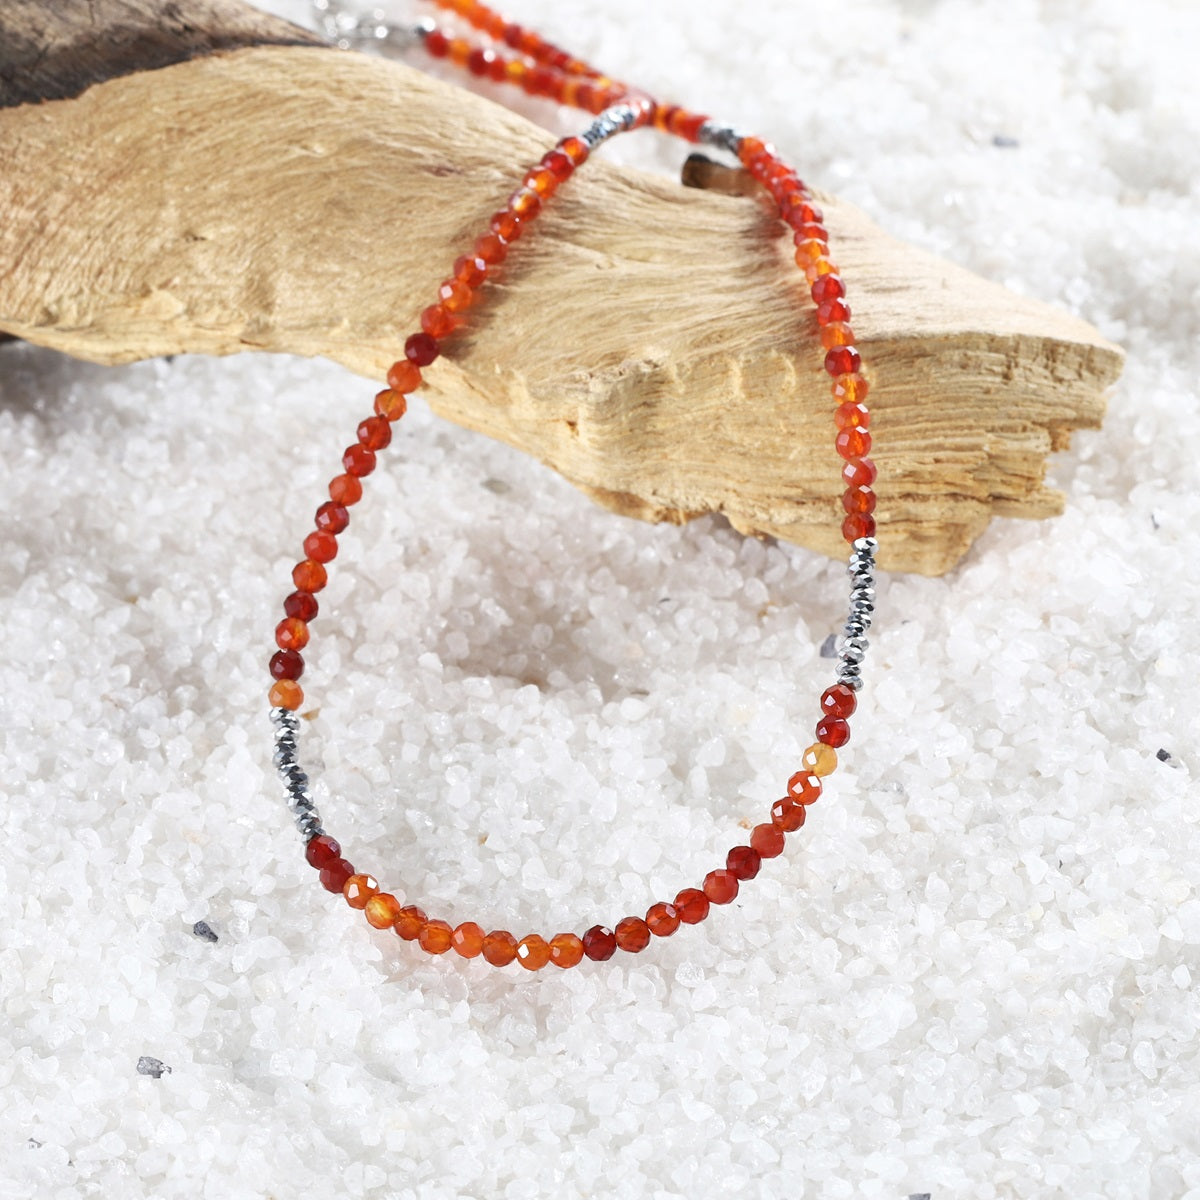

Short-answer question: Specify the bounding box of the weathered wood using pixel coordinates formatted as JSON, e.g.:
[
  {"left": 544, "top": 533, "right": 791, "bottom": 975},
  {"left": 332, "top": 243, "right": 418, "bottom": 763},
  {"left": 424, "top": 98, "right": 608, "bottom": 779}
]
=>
[{"left": 0, "top": 0, "right": 1124, "bottom": 575}]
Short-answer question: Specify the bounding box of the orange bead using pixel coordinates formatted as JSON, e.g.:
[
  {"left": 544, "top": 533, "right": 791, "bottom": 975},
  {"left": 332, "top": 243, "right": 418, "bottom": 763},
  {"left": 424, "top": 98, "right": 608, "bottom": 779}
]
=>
[
  {"left": 516, "top": 934, "right": 552, "bottom": 970},
  {"left": 803, "top": 742, "right": 838, "bottom": 776},
  {"left": 451, "top": 921, "right": 485, "bottom": 958},
  {"left": 474, "top": 234, "right": 507, "bottom": 265},
  {"left": 364, "top": 892, "right": 402, "bottom": 929},
  {"left": 275, "top": 617, "right": 309, "bottom": 651},
  {"left": 645, "top": 902, "right": 680, "bottom": 938},
  {"left": 374, "top": 389, "right": 408, "bottom": 421},
  {"left": 454, "top": 255, "right": 488, "bottom": 287},
  {"left": 820, "top": 322, "right": 855, "bottom": 349},
  {"left": 386, "top": 359, "right": 422, "bottom": 393},
  {"left": 419, "top": 919, "right": 454, "bottom": 954},
  {"left": 508, "top": 188, "right": 541, "bottom": 219},
  {"left": 673, "top": 888, "right": 710, "bottom": 924},
  {"left": 787, "top": 771, "right": 823, "bottom": 804},
  {"left": 804, "top": 257, "right": 838, "bottom": 284},
  {"left": 394, "top": 905, "right": 427, "bottom": 941},
  {"left": 835, "top": 402, "right": 870, "bottom": 430},
  {"left": 438, "top": 280, "right": 474, "bottom": 314},
  {"left": 420, "top": 304, "right": 457, "bottom": 339},
  {"left": 614, "top": 917, "right": 651, "bottom": 953},
  {"left": 542, "top": 149, "right": 575, "bottom": 181},
  {"left": 559, "top": 136, "right": 589, "bottom": 166},
  {"left": 343, "top": 874, "right": 378, "bottom": 909},
  {"left": 490, "top": 210, "right": 522, "bottom": 241},
  {"left": 303, "top": 530, "right": 337, "bottom": 563},
  {"left": 794, "top": 238, "right": 829, "bottom": 266},
  {"left": 482, "top": 929, "right": 518, "bottom": 966},
  {"left": 770, "top": 796, "right": 806, "bottom": 832},
  {"left": 268, "top": 679, "right": 302, "bottom": 710},
  {"left": 548, "top": 932, "right": 584, "bottom": 968},
  {"left": 832, "top": 374, "right": 870, "bottom": 404},
  {"left": 524, "top": 167, "right": 558, "bottom": 198},
  {"left": 448, "top": 36, "right": 471, "bottom": 66},
  {"left": 329, "top": 474, "right": 363, "bottom": 506},
  {"left": 292, "top": 559, "right": 327, "bottom": 592}
]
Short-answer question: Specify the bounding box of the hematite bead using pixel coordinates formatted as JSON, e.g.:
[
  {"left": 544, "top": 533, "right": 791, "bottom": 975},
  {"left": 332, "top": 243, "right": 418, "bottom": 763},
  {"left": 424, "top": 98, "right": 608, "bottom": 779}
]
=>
[{"left": 852, "top": 537, "right": 878, "bottom": 556}]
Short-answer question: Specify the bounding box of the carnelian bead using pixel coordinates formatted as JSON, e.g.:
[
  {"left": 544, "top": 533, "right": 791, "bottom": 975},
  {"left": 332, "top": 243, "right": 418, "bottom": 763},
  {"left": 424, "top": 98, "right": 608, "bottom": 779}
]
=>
[
  {"left": 817, "top": 297, "right": 851, "bottom": 326},
  {"left": 438, "top": 279, "right": 474, "bottom": 314},
  {"left": 447, "top": 37, "right": 471, "bottom": 67},
  {"left": 305, "top": 833, "right": 340, "bottom": 869},
  {"left": 803, "top": 742, "right": 838, "bottom": 776},
  {"left": 645, "top": 902, "right": 680, "bottom": 938},
  {"left": 843, "top": 512, "right": 877, "bottom": 541},
  {"left": 703, "top": 869, "right": 739, "bottom": 905},
  {"left": 787, "top": 770, "right": 823, "bottom": 804},
  {"left": 835, "top": 427, "right": 872, "bottom": 459},
  {"left": 342, "top": 444, "right": 376, "bottom": 478},
  {"left": 508, "top": 188, "right": 541, "bottom": 219},
  {"left": 424, "top": 28, "right": 449, "bottom": 56},
  {"left": 504, "top": 58, "right": 528, "bottom": 87},
  {"left": 451, "top": 921, "right": 485, "bottom": 958},
  {"left": 473, "top": 234, "right": 507, "bottom": 265},
  {"left": 319, "top": 857, "right": 354, "bottom": 893},
  {"left": 614, "top": 917, "right": 651, "bottom": 953},
  {"left": 770, "top": 796, "right": 806, "bottom": 832},
  {"left": 270, "top": 648, "right": 303, "bottom": 680},
  {"left": 843, "top": 457, "right": 878, "bottom": 488},
  {"left": 674, "top": 888, "right": 710, "bottom": 924},
  {"left": 404, "top": 332, "right": 439, "bottom": 366},
  {"left": 559, "top": 136, "right": 589, "bottom": 166},
  {"left": 821, "top": 683, "right": 858, "bottom": 720},
  {"left": 268, "top": 679, "right": 302, "bottom": 709},
  {"left": 421, "top": 304, "right": 457, "bottom": 340},
  {"left": 812, "top": 276, "right": 846, "bottom": 306},
  {"left": 835, "top": 403, "right": 870, "bottom": 430},
  {"left": 386, "top": 359, "right": 422, "bottom": 393},
  {"left": 750, "top": 823, "right": 785, "bottom": 859},
  {"left": 365, "top": 892, "right": 402, "bottom": 929},
  {"left": 817, "top": 715, "right": 851, "bottom": 748},
  {"left": 357, "top": 416, "right": 392, "bottom": 452},
  {"left": 825, "top": 346, "right": 862, "bottom": 377},
  {"left": 549, "top": 932, "right": 584, "bottom": 968},
  {"left": 516, "top": 934, "right": 552, "bottom": 970},
  {"left": 420, "top": 919, "right": 454, "bottom": 955},
  {"left": 394, "top": 905, "right": 427, "bottom": 941},
  {"left": 314, "top": 501, "right": 349, "bottom": 534},
  {"left": 466, "top": 46, "right": 495, "bottom": 76},
  {"left": 490, "top": 209, "right": 522, "bottom": 241},
  {"left": 821, "top": 323, "right": 855, "bottom": 350},
  {"left": 542, "top": 149, "right": 574, "bottom": 181},
  {"left": 284, "top": 590, "right": 318, "bottom": 622},
  {"left": 843, "top": 486, "right": 876, "bottom": 516},
  {"left": 795, "top": 222, "right": 829, "bottom": 245},
  {"left": 482, "top": 929, "right": 519, "bottom": 966},
  {"left": 582, "top": 924, "right": 616, "bottom": 961},
  {"left": 329, "top": 474, "right": 363, "bottom": 505},
  {"left": 831, "top": 373, "right": 870, "bottom": 404},
  {"left": 275, "top": 617, "right": 309, "bottom": 651},
  {"left": 453, "top": 255, "right": 488, "bottom": 288},
  {"left": 375, "top": 390, "right": 408, "bottom": 421},
  {"left": 303, "top": 530, "right": 337, "bottom": 563},
  {"left": 524, "top": 167, "right": 558, "bottom": 198},
  {"left": 794, "top": 238, "right": 829, "bottom": 265},
  {"left": 727, "top": 845, "right": 762, "bottom": 881},
  {"left": 292, "top": 559, "right": 327, "bottom": 592},
  {"left": 738, "top": 136, "right": 771, "bottom": 165},
  {"left": 805, "top": 258, "right": 837, "bottom": 283},
  {"left": 343, "top": 873, "right": 378, "bottom": 909}
]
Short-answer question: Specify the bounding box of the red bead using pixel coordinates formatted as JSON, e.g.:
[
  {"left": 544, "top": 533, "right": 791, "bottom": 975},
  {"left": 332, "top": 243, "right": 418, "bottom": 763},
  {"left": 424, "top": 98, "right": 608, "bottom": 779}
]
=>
[
  {"left": 490, "top": 209, "right": 522, "bottom": 241},
  {"left": 542, "top": 149, "right": 575, "bottom": 181},
  {"left": 835, "top": 428, "right": 872, "bottom": 459},
  {"left": 795, "top": 222, "right": 829, "bottom": 244},
  {"left": 292, "top": 560, "right": 327, "bottom": 593},
  {"left": 842, "top": 486, "right": 876, "bottom": 515},
  {"left": 770, "top": 796, "right": 807, "bottom": 832},
  {"left": 303, "top": 530, "right": 337, "bottom": 563},
  {"left": 453, "top": 254, "right": 488, "bottom": 287},
  {"left": 424, "top": 29, "right": 448, "bottom": 57},
  {"left": 811, "top": 275, "right": 845, "bottom": 304},
  {"left": 842, "top": 457, "right": 878, "bottom": 488},
  {"left": 404, "top": 332, "right": 440, "bottom": 366},
  {"left": 559, "top": 136, "right": 589, "bottom": 166},
  {"left": 270, "top": 649, "right": 303, "bottom": 680},
  {"left": 283, "top": 590, "right": 318, "bottom": 622},
  {"left": 386, "top": 359, "right": 422, "bottom": 393},
  {"left": 673, "top": 888, "right": 710, "bottom": 924},
  {"left": 420, "top": 304, "right": 457, "bottom": 340},
  {"left": 582, "top": 925, "right": 616, "bottom": 961},
  {"left": 314, "top": 502, "right": 349, "bottom": 535},
  {"left": 817, "top": 298, "right": 851, "bottom": 326},
  {"left": 329, "top": 474, "right": 363, "bottom": 505},
  {"left": 357, "top": 415, "right": 392, "bottom": 451},
  {"left": 817, "top": 716, "right": 851, "bottom": 747},
  {"left": 703, "top": 869, "right": 739, "bottom": 905},
  {"left": 750, "top": 823, "right": 785, "bottom": 859},
  {"left": 305, "top": 834, "right": 340, "bottom": 869},
  {"left": 825, "top": 346, "right": 862, "bottom": 377},
  {"left": 508, "top": 188, "right": 541, "bottom": 219},
  {"left": 466, "top": 46, "right": 495, "bottom": 76},
  {"left": 319, "top": 858, "right": 355, "bottom": 894},
  {"left": 614, "top": 917, "right": 651, "bottom": 953},
  {"left": 275, "top": 617, "right": 309, "bottom": 651},
  {"left": 843, "top": 512, "right": 877, "bottom": 541},
  {"left": 820, "top": 683, "right": 858, "bottom": 720},
  {"left": 835, "top": 403, "right": 871, "bottom": 430},
  {"left": 787, "top": 771, "right": 823, "bottom": 804},
  {"left": 438, "top": 279, "right": 474, "bottom": 314},
  {"left": 726, "top": 845, "right": 762, "bottom": 881},
  {"left": 645, "top": 902, "right": 680, "bottom": 938},
  {"left": 342, "top": 444, "right": 376, "bottom": 477}
]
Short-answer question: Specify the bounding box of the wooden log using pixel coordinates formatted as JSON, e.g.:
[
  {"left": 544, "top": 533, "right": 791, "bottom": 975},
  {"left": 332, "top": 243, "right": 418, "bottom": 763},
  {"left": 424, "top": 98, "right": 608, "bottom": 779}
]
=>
[{"left": 0, "top": 0, "right": 1124, "bottom": 575}]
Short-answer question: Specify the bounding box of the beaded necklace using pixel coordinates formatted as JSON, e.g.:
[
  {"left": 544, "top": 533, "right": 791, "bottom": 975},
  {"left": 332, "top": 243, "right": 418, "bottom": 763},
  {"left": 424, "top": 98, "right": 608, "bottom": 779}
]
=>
[{"left": 270, "top": 0, "right": 878, "bottom": 969}]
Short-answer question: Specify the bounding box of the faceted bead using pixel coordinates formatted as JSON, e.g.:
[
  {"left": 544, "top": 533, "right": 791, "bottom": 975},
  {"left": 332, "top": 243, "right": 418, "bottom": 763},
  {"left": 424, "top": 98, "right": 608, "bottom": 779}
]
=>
[
  {"left": 474, "top": 234, "right": 507, "bottom": 265},
  {"left": 843, "top": 512, "right": 877, "bottom": 541},
  {"left": 795, "top": 222, "right": 829, "bottom": 245},
  {"left": 292, "top": 559, "right": 327, "bottom": 593},
  {"left": 364, "top": 892, "right": 402, "bottom": 929},
  {"left": 703, "top": 869, "right": 739, "bottom": 905},
  {"left": 375, "top": 389, "right": 408, "bottom": 421},
  {"left": 329, "top": 474, "right": 363, "bottom": 506},
  {"left": 386, "top": 359, "right": 422, "bottom": 393},
  {"left": 481, "top": 929, "right": 519, "bottom": 966},
  {"left": 674, "top": 888, "right": 710, "bottom": 924},
  {"left": 737, "top": 135, "right": 771, "bottom": 165},
  {"left": 727, "top": 845, "right": 762, "bottom": 880},
  {"left": 835, "top": 403, "right": 871, "bottom": 430},
  {"left": 451, "top": 921, "right": 485, "bottom": 958},
  {"left": 843, "top": 486, "right": 876, "bottom": 515},
  {"left": 357, "top": 415, "right": 392, "bottom": 451},
  {"left": 490, "top": 209, "right": 522, "bottom": 241},
  {"left": 559, "top": 136, "right": 589, "bottom": 166},
  {"left": 343, "top": 873, "right": 378, "bottom": 909},
  {"left": 542, "top": 149, "right": 575, "bottom": 181},
  {"left": 516, "top": 934, "right": 552, "bottom": 970},
  {"left": 305, "top": 834, "right": 341, "bottom": 869},
  {"left": 404, "top": 332, "right": 440, "bottom": 366},
  {"left": 453, "top": 255, "right": 488, "bottom": 287},
  {"left": 284, "top": 590, "right": 318, "bottom": 622},
  {"left": 831, "top": 373, "right": 870, "bottom": 404},
  {"left": 270, "top": 649, "right": 303, "bottom": 681},
  {"left": 582, "top": 924, "right": 616, "bottom": 961},
  {"left": 821, "top": 683, "right": 858, "bottom": 719},
  {"left": 419, "top": 919, "right": 454, "bottom": 955},
  {"left": 420, "top": 304, "right": 457, "bottom": 340},
  {"left": 803, "top": 742, "right": 838, "bottom": 776},
  {"left": 750, "top": 823, "right": 785, "bottom": 859},
  {"left": 524, "top": 167, "right": 558, "bottom": 198},
  {"left": 549, "top": 932, "right": 584, "bottom": 968},
  {"left": 315, "top": 501, "right": 349, "bottom": 535},
  {"left": 268, "top": 679, "right": 302, "bottom": 709},
  {"left": 614, "top": 917, "right": 651, "bottom": 953},
  {"left": 787, "top": 770, "right": 823, "bottom": 804},
  {"left": 794, "top": 238, "right": 829, "bottom": 266},
  {"left": 817, "top": 715, "right": 851, "bottom": 747},
  {"left": 303, "top": 530, "right": 337, "bottom": 564},
  {"left": 508, "top": 188, "right": 541, "bottom": 219},
  {"left": 438, "top": 280, "right": 474, "bottom": 314},
  {"left": 319, "top": 857, "right": 354, "bottom": 893},
  {"left": 342, "top": 444, "right": 376, "bottom": 477},
  {"left": 825, "top": 346, "right": 862, "bottom": 377},
  {"left": 821, "top": 322, "right": 855, "bottom": 350},
  {"left": 816, "top": 297, "right": 851, "bottom": 326},
  {"left": 645, "top": 902, "right": 680, "bottom": 938},
  {"left": 770, "top": 796, "right": 806, "bottom": 832},
  {"left": 805, "top": 258, "right": 837, "bottom": 283},
  {"left": 275, "top": 617, "right": 309, "bottom": 651},
  {"left": 394, "top": 905, "right": 427, "bottom": 941},
  {"left": 842, "top": 457, "right": 878, "bottom": 488},
  {"left": 835, "top": 427, "right": 872, "bottom": 459},
  {"left": 811, "top": 274, "right": 845, "bottom": 304}
]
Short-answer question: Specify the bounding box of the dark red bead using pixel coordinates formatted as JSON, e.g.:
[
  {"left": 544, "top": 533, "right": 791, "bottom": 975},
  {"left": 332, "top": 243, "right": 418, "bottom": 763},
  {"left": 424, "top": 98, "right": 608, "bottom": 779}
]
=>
[
  {"left": 424, "top": 29, "right": 449, "bottom": 57},
  {"left": 305, "top": 834, "right": 341, "bottom": 869},
  {"left": 466, "top": 47, "right": 495, "bottom": 76},
  {"left": 843, "top": 512, "right": 877, "bottom": 540},
  {"left": 842, "top": 457, "right": 878, "bottom": 488},
  {"left": 343, "top": 444, "right": 376, "bottom": 477},
  {"left": 270, "top": 649, "right": 304, "bottom": 681},
  {"left": 842, "top": 485, "right": 876, "bottom": 514},
  {"left": 582, "top": 925, "right": 616, "bottom": 961},
  {"left": 811, "top": 275, "right": 845, "bottom": 304},
  {"left": 825, "top": 346, "right": 862, "bottom": 377},
  {"left": 356, "top": 415, "right": 392, "bottom": 451},
  {"left": 319, "top": 857, "right": 355, "bottom": 894},
  {"left": 816, "top": 716, "right": 851, "bottom": 747},
  {"left": 770, "top": 796, "right": 807, "bottom": 832},
  {"left": 726, "top": 845, "right": 762, "bottom": 881},
  {"left": 404, "top": 332, "right": 440, "bottom": 367},
  {"left": 817, "top": 298, "right": 851, "bottom": 326},
  {"left": 284, "top": 591, "right": 318, "bottom": 622},
  {"left": 614, "top": 917, "right": 651, "bottom": 953},
  {"left": 314, "top": 502, "right": 349, "bottom": 535},
  {"left": 820, "top": 683, "right": 858, "bottom": 720}
]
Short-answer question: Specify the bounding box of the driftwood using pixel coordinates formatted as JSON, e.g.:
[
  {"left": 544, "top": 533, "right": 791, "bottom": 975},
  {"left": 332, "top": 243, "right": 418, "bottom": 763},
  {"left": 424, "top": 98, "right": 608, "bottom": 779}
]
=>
[{"left": 0, "top": 0, "right": 1124, "bottom": 575}]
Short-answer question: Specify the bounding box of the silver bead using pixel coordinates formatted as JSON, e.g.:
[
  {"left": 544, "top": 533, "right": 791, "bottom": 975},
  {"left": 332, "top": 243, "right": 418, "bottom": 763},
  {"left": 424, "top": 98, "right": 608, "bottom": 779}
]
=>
[
  {"left": 838, "top": 671, "right": 864, "bottom": 691},
  {"left": 270, "top": 708, "right": 299, "bottom": 732},
  {"left": 852, "top": 537, "right": 878, "bottom": 556},
  {"left": 843, "top": 618, "right": 868, "bottom": 640},
  {"left": 838, "top": 643, "right": 866, "bottom": 666},
  {"left": 296, "top": 815, "right": 323, "bottom": 839}
]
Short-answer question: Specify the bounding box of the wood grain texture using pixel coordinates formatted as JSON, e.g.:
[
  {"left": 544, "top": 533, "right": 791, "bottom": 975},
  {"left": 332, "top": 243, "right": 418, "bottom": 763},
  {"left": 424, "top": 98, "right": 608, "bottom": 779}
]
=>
[{"left": 0, "top": 5, "right": 1124, "bottom": 575}]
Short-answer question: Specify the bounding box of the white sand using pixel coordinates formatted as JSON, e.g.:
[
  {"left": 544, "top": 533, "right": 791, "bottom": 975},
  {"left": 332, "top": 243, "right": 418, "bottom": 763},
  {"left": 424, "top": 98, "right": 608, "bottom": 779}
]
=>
[{"left": 2, "top": 1, "right": 1199, "bottom": 1197}]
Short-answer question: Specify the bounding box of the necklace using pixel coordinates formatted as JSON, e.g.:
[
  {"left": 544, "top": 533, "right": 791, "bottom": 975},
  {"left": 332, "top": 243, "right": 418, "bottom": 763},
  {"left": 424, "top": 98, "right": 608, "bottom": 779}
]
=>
[{"left": 270, "top": 0, "right": 877, "bottom": 969}]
